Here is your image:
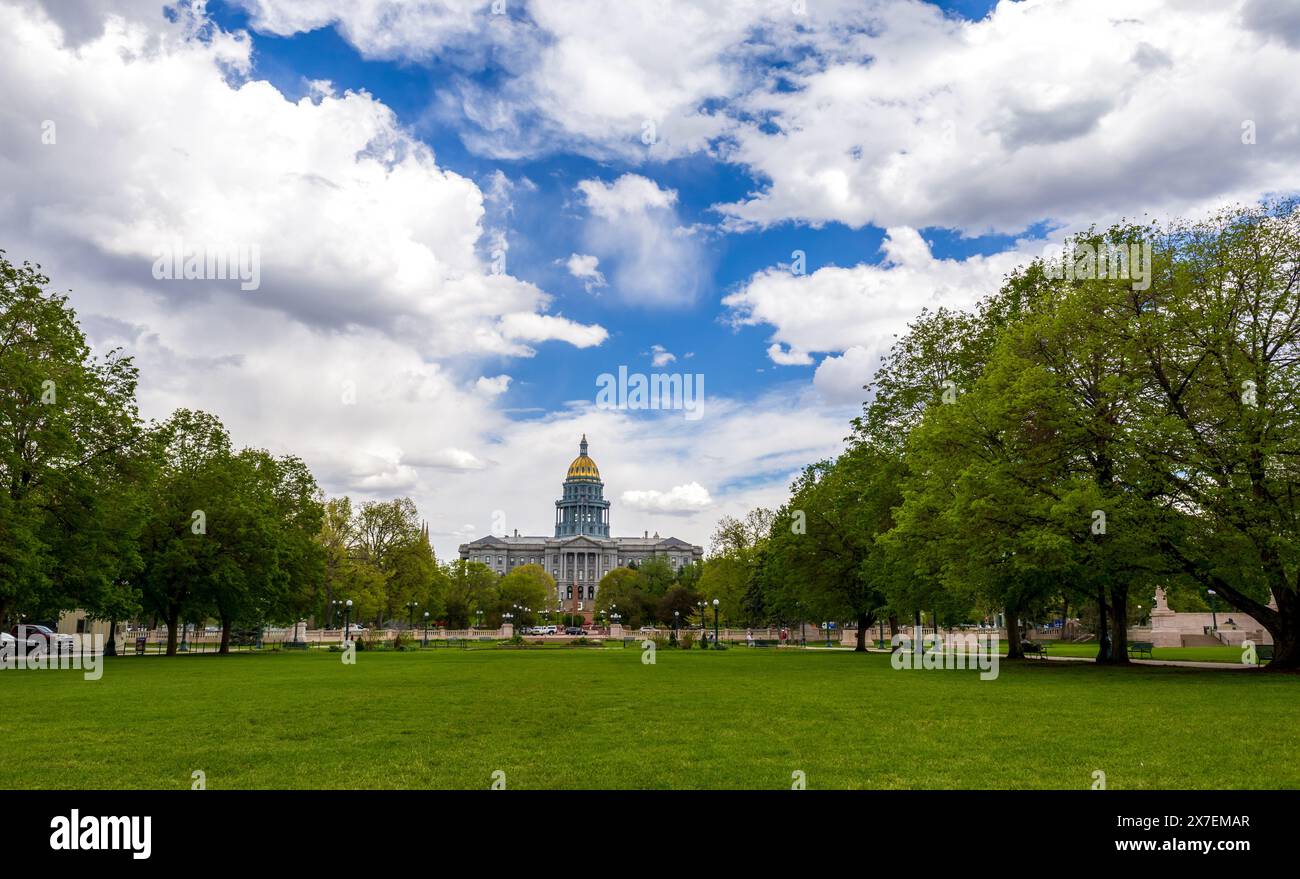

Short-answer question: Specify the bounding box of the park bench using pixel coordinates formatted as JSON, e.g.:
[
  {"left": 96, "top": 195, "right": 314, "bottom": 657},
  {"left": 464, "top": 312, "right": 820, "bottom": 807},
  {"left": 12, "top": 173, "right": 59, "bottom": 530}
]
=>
[
  {"left": 1128, "top": 641, "right": 1154, "bottom": 659},
  {"left": 1257, "top": 644, "right": 1274, "bottom": 663},
  {"left": 1022, "top": 641, "right": 1049, "bottom": 659}
]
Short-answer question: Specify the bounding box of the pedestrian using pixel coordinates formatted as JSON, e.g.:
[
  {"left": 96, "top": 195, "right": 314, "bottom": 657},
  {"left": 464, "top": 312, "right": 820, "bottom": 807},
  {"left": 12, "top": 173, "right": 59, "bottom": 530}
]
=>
[{"left": 746, "top": 629, "right": 754, "bottom": 648}]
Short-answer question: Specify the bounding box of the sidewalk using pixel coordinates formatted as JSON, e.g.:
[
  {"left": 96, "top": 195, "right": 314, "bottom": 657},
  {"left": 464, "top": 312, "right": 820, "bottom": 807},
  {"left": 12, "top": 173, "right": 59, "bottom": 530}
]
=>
[{"left": 842, "top": 645, "right": 1256, "bottom": 669}]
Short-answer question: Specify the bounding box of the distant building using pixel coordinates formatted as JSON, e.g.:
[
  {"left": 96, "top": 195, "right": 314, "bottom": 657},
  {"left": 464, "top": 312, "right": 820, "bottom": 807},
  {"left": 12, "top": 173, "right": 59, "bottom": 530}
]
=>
[{"left": 458, "top": 435, "right": 703, "bottom": 621}]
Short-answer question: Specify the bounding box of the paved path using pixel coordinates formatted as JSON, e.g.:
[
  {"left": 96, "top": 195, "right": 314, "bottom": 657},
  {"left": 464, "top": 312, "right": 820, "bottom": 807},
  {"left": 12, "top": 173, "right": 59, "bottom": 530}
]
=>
[{"left": 833, "top": 645, "right": 1255, "bottom": 669}]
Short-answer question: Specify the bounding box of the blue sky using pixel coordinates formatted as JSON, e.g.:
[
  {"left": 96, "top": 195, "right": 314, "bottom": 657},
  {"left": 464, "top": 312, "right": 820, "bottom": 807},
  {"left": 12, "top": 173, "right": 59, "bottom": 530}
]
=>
[
  {"left": 201, "top": 0, "right": 1022, "bottom": 418},
  {"left": 3, "top": 0, "right": 1295, "bottom": 556}
]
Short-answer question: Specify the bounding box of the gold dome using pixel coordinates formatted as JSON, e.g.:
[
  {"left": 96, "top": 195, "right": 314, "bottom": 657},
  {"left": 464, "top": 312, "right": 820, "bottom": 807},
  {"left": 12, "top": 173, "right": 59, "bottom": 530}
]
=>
[
  {"left": 567, "top": 454, "right": 600, "bottom": 479},
  {"left": 566, "top": 434, "right": 600, "bottom": 479}
]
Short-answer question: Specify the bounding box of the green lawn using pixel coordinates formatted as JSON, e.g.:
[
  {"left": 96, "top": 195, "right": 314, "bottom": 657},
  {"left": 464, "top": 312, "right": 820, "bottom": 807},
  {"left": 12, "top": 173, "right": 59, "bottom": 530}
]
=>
[{"left": 3, "top": 647, "right": 1296, "bottom": 789}]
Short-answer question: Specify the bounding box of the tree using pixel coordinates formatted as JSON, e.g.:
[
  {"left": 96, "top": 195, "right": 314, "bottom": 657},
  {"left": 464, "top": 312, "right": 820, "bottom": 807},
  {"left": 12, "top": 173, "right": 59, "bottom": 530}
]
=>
[
  {"left": 493, "top": 564, "right": 555, "bottom": 628},
  {"left": 136, "top": 409, "right": 234, "bottom": 655},
  {"left": 1119, "top": 203, "right": 1300, "bottom": 668},
  {"left": 595, "top": 567, "right": 649, "bottom": 628},
  {"left": 442, "top": 559, "right": 496, "bottom": 628},
  {"left": 350, "top": 498, "right": 422, "bottom": 625},
  {"left": 765, "top": 444, "right": 899, "bottom": 651},
  {"left": 0, "top": 251, "right": 143, "bottom": 627}
]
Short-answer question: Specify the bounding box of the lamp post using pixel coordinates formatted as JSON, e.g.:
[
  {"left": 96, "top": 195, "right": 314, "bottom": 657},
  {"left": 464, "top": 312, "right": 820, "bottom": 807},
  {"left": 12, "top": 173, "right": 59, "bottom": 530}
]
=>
[
  {"left": 673, "top": 610, "right": 680, "bottom": 641},
  {"left": 179, "top": 618, "right": 189, "bottom": 653},
  {"left": 698, "top": 600, "right": 707, "bottom": 644},
  {"left": 343, "top": 599, "right": 353, "bottom": 642},
  {"left": 423, "top": 611, "right": 429, "bottom": 647},
  {"left": 1208, "top": 589, "right": 1219, "bottom": 633},
  {"left": 474, "top": 609, "right": 483, "bottom": 631},
  {"left": 712, "top": 598, "right": 720, "bottom": 648},
  {"left": 406, "top": 601, "right": 419, "bottom": 630}
]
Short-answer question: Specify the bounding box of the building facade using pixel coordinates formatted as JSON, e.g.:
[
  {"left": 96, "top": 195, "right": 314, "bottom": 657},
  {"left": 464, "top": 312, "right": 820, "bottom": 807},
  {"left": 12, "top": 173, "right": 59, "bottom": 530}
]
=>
[{"left": 458, "top": 435, "right": 704, "bottom": 620}]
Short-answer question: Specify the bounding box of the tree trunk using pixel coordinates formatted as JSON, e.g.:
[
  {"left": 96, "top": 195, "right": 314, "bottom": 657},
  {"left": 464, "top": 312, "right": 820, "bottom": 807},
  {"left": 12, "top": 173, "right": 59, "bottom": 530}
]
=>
[
  {"left": 1108, "top": 586, "right": 1131, "bottom": 665},
  {"left": 1004, "top": 606, "right": 1024, "bottom": 659},
  {"left": 887, "top": 613, "right": 898, "bottom": 636},
  {"left": 1061, "top": 595, "right": 1070, "bottom": 640},
  {"left": 1094, "top": 587, "right": 1110, "bottom": 663},
  {"left": 219, "top": 616, "right": 232, "bottom": 655},
  {"left": 854, "top": 611, "right": 873, "bottom": 652},
  {"left": 105, "top": 616, "right": 118, "bottom": 657},
  {"left": 165, "top": 609, "right": 179, "bottom": 656},
  {"left": 1263, "top": 588, "right": 1299, "bottom": 672}
]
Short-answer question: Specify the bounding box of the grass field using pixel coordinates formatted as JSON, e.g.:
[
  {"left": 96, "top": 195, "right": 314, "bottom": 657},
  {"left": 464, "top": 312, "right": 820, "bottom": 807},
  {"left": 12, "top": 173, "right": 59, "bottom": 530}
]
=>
[{"left": 3, "top": 646, "right": 1296, "bottom": 789}]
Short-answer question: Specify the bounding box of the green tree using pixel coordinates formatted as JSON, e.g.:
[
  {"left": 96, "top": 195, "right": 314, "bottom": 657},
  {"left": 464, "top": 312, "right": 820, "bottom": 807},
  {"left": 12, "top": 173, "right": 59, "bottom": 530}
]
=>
[
  {"left": 595, "top": 567, "right": 648, "bottom": 628},
  {"left": 0, "top": 251, "right": 143, "bottom": 627},
  {"left": 493, "top": 563, "right": 555, "bottom": 628},
  {"left": 442, "top": 558, "right": 497, "bottom": 628}
]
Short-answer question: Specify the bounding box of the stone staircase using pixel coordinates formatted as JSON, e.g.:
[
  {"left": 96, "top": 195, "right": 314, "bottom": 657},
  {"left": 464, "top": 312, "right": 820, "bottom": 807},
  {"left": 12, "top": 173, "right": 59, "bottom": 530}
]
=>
[{"left": 1180, "top": 633, "right": 1221, "bottom": 648}]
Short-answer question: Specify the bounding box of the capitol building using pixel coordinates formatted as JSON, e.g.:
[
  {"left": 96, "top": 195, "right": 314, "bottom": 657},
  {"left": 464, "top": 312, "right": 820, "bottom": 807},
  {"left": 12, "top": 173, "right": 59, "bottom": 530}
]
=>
[{"left": 458, "top": 435, "right": 704, "bottom": 619}]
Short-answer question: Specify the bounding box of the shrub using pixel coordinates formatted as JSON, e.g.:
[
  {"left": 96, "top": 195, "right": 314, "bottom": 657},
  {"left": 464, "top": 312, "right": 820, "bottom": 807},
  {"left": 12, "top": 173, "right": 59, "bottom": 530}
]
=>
[
  {"left": 680, "top": 632, "right": 695, "bottom": 650},
  {"left": 391, "top": 631, "right": 414, "bottom": 651}
]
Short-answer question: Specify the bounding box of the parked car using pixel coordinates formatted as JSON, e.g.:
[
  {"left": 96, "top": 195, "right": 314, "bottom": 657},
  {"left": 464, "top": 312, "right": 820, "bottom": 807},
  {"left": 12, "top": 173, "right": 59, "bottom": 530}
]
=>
[
  {"left": 639, "top": 626, "right": 658, "bottom": 633},
  {"left": 10, "top": 624, "right": 76, "bottom": 651},
  {"left": 564, "top": 626, "right": 584, "bottom": 636},
  {"left": 1, "top": 631, "right": 15, "bottom": 652},
  {"left": 343, "top": 623, "right": 369, "bottom": 637},
  {"left": 543, "top": 625, "right": 558, "bottom": 635}
]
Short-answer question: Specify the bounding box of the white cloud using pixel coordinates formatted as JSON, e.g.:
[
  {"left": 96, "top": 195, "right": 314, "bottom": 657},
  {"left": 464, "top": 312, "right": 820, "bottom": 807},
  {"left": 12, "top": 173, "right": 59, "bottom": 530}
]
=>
[
  {"left": 565, "top": 252, "right": 606, "bottom": 291},
  {"left": 726, "top": 227, "right": 1039, "bottom": 370},
  {"left": 621, "top": 482, "right": 715, "bottom": 515},
  {"left": 235, "top": 0, "right": 1300, "bottom": 237},
  {"left": 766, "top": 343, "right": 812, "bottom": 366},
  {"left": 813, "top": 346, "right": 877, "bottom": 405},
  {"left": 0, "top": 2, "right": 604, "bottom": 360},
  {"left": 475, "top": 375, "right": 512, "bottom": 396},
  {"left": 577, "top": 174, "right": 679, "bottom": 218},
  {"left": 649, "top": 344, "right": 676, "bottom": 367},
  {"left": 575, "top": 174, "right": 708, "bottom": 307},
  {"left": 717, "top": 0, "right": 1300, "bottom": 234}
]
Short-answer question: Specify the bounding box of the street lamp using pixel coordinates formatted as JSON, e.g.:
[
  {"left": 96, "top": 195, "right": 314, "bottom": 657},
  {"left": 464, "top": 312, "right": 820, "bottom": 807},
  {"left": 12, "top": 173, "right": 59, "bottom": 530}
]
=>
[
  {"left": 673, "top": 610, "right": 680, "bottom": 641},
  {"left": 406, "top": 601, "right": 419, "bottom": 630},
  {"left": 712, "top": 598, "right": 720, "bottom": 649},
  {"left": 698, "top": 599, "right": 707, "bottom": 644},
  {"left": 1208, "top": 589, "right": 1219, "bottom": 632},
  {"left": 423, "top": 611, "right": 429, "bottom": 647},
  {"left": 343, "top": 599, "right": 353, "bottom": 642}
]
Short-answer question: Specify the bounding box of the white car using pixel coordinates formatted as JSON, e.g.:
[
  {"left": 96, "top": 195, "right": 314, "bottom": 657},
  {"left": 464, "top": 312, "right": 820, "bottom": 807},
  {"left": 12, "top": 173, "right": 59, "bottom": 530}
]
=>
[
  {"left": 10, "top": 624, "right": 76, "bottom": 651},
  {"left": 1, "top": 631, "right": 15, "bottom": 653},
  {"left": 343, "top": 623, "right": 369, "bottom": 637}
]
